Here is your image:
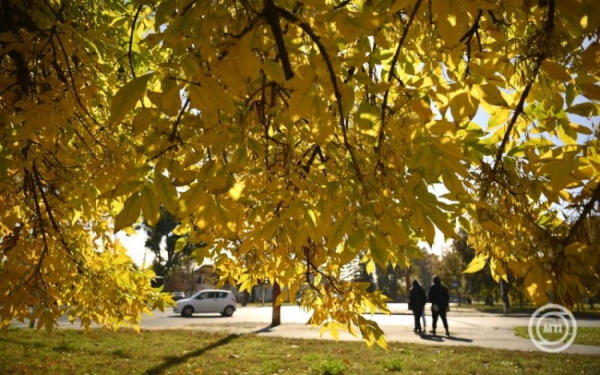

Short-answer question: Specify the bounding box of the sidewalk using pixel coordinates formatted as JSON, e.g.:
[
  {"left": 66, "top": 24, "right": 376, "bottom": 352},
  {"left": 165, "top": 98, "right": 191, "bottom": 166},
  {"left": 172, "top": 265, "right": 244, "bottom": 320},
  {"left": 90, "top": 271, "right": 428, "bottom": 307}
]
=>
[{"left": 197, "top": 304, "right": 600, "bottom": 356}]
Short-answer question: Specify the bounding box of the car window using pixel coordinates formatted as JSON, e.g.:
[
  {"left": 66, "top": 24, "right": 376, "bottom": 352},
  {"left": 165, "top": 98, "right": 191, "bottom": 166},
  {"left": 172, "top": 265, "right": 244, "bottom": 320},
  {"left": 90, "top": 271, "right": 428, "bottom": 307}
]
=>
[
  {"left": 217, "top": 292, "right": 228, "bottom": 298},
  {"left": 205, "top": 292, "right": 216, "bottom": 299},
  {"left": 195, "top": 293, "right": 205, "bottom": 300}
]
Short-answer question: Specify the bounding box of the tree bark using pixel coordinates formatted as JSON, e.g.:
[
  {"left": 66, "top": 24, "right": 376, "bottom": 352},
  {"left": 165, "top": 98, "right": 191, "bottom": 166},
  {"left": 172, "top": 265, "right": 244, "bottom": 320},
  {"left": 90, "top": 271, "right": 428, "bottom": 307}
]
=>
[{"left": 271, "top": 281, "right": 281, "bottom": 327}]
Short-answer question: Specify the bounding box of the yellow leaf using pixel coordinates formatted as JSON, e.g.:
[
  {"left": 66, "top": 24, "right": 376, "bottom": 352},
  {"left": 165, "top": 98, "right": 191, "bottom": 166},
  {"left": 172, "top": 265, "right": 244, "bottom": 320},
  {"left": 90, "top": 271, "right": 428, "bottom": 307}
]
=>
[
  {"left": 490, "top": 259, "right": 507, "bottom": 283},
  {"left": 411, "top": 99, "right": 433, "bottom": 122},
  {"left": 426, "top": 119, "right": 455, "bottom": 135},
  {"left": 564, "top": 242, "right": 588, "bottom": 257},
  {"left": 110, "top": 73, "right": 153, "bottom": 125},
  {"left": 541, "top": 61, "right": 572, "bottom": 82},
  {"left": 154, "top": 173, "right": 179, "bottom": 215},
  {"left": 228, "top": 182, "right": 244, "bottom": 201},
  {"left": 569, "top": 122, "right": 593, "bottom": 135},
  {"left": 481, "top": 219, "right": 503, "bottom": 234},
  {"left": 366, "top": 259, "right": 375, "bottom": 275},
  {"left": 179, "top": 183, "right": 208, "bottom": 216},
  {"left": 140, "top": 185, "right": 160, "bottom": 227},
  {"left": 161, "top": 85, "right": 182, "bottom": 116},
  {"left": 524, "top": 265, "right": 550, "bottom": 306},
  {"left": 422, "top": 217, "right": 435, "bottom": 246},
  {"left": 328, "top": 215, "right": 351, "bottom": 249},
  {"left": 264, "top": 59, "right": 285, "bottom": 82},
  {"left": 476, "top": 84, "right": 508, "bottom": 107},
  {"left": 379, "top": 213, "right": 408, "bottom": 246},
  {"left": 115, "top": 193, "right": 141, "bottom": 232},
  {"left": 431, "top": 0, "right": 461, "bottom": 47},
  {"left": 463, "top": 254, "right": 487, "bottom": 273},
  {"left": 507, "top": 258, "right": 528, "bottom": 278},
  {"left": 582, "top": 43, "right": 600, "bottom": 75},
  {"left": 288, "top": 80, "right": 314, "bottom": 122},
  {"left": 329, "top": 321, "right": 340, "bottom": 341},
  {"left": 580, "top": 83, "right": 600, "bottom": 101},
  {"left": 449, "top": 90, "right": 479, "bottom": 121},
  {"left": 174, "top": 237, "right": 187, "bottom": 253}
]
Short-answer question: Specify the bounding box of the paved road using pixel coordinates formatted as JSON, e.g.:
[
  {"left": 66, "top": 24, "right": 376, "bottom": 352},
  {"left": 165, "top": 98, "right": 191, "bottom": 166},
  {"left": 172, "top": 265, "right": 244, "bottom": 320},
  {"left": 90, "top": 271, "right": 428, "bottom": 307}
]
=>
[{"left": 11, "top": 304, "right": 600, "bottom": 355}]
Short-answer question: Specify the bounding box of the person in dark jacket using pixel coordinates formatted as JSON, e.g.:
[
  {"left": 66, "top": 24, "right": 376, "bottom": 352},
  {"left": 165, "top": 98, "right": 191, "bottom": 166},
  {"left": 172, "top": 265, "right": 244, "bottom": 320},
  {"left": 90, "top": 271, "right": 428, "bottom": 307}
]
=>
[
  {"left": 408, "top": 280, "right": 427, "bottom": 334},
  {"left": 428, "top": 275, "right": 450, "bottom": 336}
]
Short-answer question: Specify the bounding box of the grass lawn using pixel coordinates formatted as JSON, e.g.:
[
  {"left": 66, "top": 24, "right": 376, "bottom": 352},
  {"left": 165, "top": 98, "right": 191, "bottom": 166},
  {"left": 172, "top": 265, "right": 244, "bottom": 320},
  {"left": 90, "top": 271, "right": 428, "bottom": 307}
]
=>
[
  {"left": 1, "top": 329, "right": 599, "bottom": 375},
  {"left": 514, "top": 326, "right": 600, "bottom": 347}
]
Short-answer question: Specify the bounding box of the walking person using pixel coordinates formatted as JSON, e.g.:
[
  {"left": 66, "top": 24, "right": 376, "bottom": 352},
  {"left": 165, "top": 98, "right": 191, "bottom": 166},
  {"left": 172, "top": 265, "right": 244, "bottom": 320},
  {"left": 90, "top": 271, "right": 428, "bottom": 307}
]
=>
[
  {"left": 428, "top": 275, "right": 450, "bottom": 336},
  {"left": 408, "top": 280, "right": 427, "bottom": 335}
]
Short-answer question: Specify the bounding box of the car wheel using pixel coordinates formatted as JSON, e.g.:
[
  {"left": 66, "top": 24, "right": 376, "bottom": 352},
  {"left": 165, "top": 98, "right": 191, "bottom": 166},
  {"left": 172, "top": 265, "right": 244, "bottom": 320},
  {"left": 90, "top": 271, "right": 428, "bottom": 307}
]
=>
[
  {"left": 223, "top": 306, "right": 234, "bottom": 317},
  {"left": 182, "top": 306, "right": 194, "bottom": 317}
]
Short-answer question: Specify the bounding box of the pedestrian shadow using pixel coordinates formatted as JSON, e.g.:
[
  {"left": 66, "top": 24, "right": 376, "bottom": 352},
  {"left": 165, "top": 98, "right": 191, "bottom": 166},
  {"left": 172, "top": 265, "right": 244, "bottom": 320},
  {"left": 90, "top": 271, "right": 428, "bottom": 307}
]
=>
[
  {"left": 445, "top": 335, "right": 473, "bottom": 343},
  {"left": 418, "top": 334, "right": 444, "bottom": 342},
  {"left": 419, "top": 334, "right": 473, "bottom": 343}
]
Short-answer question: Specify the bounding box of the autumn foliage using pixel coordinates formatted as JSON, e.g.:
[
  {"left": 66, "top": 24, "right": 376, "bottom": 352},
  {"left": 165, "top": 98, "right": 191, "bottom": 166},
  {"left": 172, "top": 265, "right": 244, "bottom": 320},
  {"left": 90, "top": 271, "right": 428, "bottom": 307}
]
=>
[{"left": 1, "top": 0, "right": 599, "bottom": 347}]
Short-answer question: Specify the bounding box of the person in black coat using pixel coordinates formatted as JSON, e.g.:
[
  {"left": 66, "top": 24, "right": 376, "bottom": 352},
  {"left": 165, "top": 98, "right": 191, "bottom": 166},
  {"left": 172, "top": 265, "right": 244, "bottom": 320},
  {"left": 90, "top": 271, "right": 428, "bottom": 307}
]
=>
[
  {"left": 408, "top": 280, "right": 427, "bottom": 334},
  {"left": 428, "top": 275, "right": 450, "bottom": 336}
]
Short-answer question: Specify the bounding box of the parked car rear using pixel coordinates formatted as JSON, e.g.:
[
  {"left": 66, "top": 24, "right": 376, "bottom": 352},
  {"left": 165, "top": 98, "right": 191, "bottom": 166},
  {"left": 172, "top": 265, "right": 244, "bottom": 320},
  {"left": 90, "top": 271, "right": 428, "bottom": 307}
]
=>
[{"left": 173, "top": 289, "right": 237, "bottom": 317}]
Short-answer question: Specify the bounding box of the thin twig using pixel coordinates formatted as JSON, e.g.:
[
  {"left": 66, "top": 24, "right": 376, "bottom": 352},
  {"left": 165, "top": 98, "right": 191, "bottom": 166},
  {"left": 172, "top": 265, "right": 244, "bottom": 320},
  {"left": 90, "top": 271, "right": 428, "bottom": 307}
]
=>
[
  {"left": 168, "top": 98, "right": 190, "bottom": 143},
  {"left": 563, "top": 183, "right": 600, "bottom": 245},
  {"left": 379, "top": 0, "right": 422, "bottom": 155},
  {"left": 129, "top": 5, "right": 143, "bottom": 79},
  {"left": 53, "top": 32, "right": 102, "bottom": 127}
]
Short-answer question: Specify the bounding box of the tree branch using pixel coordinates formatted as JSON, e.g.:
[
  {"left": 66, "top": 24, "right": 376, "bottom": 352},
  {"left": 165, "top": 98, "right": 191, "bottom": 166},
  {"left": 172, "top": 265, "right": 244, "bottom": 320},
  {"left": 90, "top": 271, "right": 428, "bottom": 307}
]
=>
[
  {"left": 168, "top": 98, "right": 190, "bottom": 143},
  {"left": 277, "top": 7, "right": 373, "bottom": 202},
  {"left": 264, "top": 0, "right": 294, "bottom": 80},
  {"left": 129, "top": 5, "right": 143, "bottom": 79},
  {"left": 563, "top": 182, "right": 600, "bottom": 245},
  {"left": 54, "top": 32, "right": 102, "bottom": 127},
  {"left": 379, "top": 0, "right": 422, "bottom": 155}
]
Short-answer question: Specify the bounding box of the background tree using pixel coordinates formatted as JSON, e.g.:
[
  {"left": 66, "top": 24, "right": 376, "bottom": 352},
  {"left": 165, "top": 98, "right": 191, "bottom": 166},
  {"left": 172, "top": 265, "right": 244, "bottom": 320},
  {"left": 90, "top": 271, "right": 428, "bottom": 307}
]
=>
[
  {"left": 452, "top": 231, "right": 499, "bottom": 305},
  {"left": 138, "top": 207, "right": 204, "bottom": 288},
  {"left": 1, "top": 0, "right": 599, "bottom": 348}
]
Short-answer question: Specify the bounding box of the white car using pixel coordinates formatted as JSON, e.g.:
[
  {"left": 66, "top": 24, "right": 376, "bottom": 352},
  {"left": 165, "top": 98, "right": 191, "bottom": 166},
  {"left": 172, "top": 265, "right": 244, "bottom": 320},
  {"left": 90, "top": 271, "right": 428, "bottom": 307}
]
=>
[{"left": 174, "top": 289, "right": 237, "bottom": 317}]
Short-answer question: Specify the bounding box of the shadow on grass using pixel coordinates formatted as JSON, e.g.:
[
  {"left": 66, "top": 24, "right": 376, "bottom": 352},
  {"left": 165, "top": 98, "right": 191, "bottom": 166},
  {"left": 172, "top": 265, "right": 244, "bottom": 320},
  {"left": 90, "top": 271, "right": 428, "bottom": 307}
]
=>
[
  {"left": 143, "top": 325, "right": 272, "bottom": 375},
  {"left": 143, "top": 333, "right": 239, "bottom": 375}
]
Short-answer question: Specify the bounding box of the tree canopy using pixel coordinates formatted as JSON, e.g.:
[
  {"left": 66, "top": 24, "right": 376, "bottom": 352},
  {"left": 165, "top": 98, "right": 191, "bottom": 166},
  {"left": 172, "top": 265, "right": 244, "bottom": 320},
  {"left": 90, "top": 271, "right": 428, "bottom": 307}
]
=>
[{"left": 1, "top": 0, "right": 599, "bottom": 348}]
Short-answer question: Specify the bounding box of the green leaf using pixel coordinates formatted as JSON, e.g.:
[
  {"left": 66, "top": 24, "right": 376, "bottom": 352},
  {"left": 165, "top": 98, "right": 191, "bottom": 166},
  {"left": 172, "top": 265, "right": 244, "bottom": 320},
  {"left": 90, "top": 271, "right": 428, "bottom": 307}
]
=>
[
  {"left": 109, "top": 73, "right": 153, "bottom": 125},
  {"left": 115, "top": 193, "right": 141, "bottom": 232}
]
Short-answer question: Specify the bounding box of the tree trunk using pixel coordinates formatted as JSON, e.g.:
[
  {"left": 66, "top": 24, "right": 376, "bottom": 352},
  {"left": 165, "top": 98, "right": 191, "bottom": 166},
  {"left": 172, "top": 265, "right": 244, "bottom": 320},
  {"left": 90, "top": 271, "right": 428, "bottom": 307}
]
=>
[{"left": 271, "top": 281, "right": 281, "bottom": 327}]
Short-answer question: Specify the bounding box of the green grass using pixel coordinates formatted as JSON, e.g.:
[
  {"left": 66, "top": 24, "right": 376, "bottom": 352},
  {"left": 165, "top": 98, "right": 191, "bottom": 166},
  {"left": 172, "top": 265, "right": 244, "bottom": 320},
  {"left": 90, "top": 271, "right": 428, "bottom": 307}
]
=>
[
  {"left": 0, "top": 328, "right": 599, "bottom": 374},
  {"left": 514, "top": 326, "right": 600, "bottom": 346},
  {"left": 460, "top": 304, "right": 600, "bottom": 319}
]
